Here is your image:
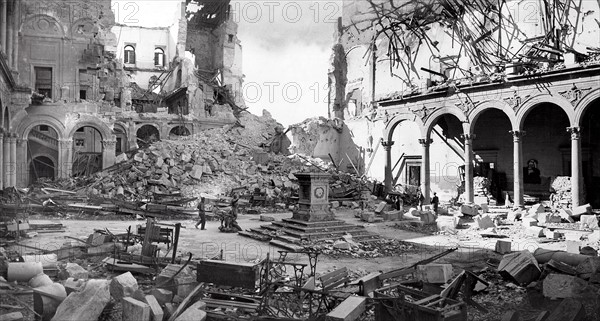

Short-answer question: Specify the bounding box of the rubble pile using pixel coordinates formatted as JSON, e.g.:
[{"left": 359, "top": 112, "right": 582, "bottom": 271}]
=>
[
  {"left": 304, "top": 238, "right": 415, "bottom": 258},
  {"left": 550, "top": 176, "right": 573, "bottom": 208}
]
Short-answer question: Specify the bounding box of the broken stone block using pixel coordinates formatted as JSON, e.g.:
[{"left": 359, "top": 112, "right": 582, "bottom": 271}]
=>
[
  {"left": 474, "top": 214, "right": 495, "bottom": 229},
  {"left": 558, "top": 209, "right": 575, "bottom": 223},
  {"left": 576, "top": 257, "right": 600, "bottom": 279},
  {"left": 144, "top": 295, "right": 163, "bottom": 321},
  {"left": 190, "top": 165, "right": 203, "bottom": 180},
  {"left": 326, "top": 296, "right": 367, "bottom": 321},
  {"left": 544, "top": 229, "right": 563, "bottom": 240},
  {"left": 542, "top": 274, "right": 588, "bottom": 299},
  {"left": 479, "top": 204, "right": 489, "bottom": 213},
  {"left": 495, "top": 240, "right": 511, "bottom": 254},
  {"left": 60, "top": 263, "right": 88, "bottom": 280},
  {"left": 474, "top": 196, "right": 488, "bottom": 206},
  {"left": 416, "top": 264, "right": 453, "bottom": 284},
  {"left": 526, "top": 226, "right": 544, "bottom": 237},
  {"left": 382, "top": 211, "right": 399, "bottom": 221},
  {"left": 436, "top": 215, "right": 458, "bottom": 234},
  {"left": 420, "top": 211, "right": 436, "bottom": 224},
  {"left": 588, "top": 229, "right": 600, "bottom": 243},
  {"left": 500, "top": 311, "right": 520, "bottom": 321},
  {"left": 507, "top": 210, "right": 522, "bottom": 221},
  {"left": 110, "top": 272, "right": 138, "bottom": 301},
  {"left": 528, "top": 204, "right": 545, "bottom": 216},
  {"left": 122, "top": 297, "right": 150, "bottom": 321},
  {"left": 361, "top": 212, "right": 375, "bottom": 223},
  {"left": 580, "top": 215, "right": 599, "bottom": 230},
  {"left": 522, "top": 217, "right": 538, "bottom": 227},
  {"left": 460, "top": 204, "right": 478, "bottom": 216},
  {"left": 332, "top": 241, "right": 352, "bottom": 250},
  {"left": 51, "top": 279, "right": 110, "bottom": 321},
  {"left": 175, "top": 276, "right": 198, "bottom": 298},
  {"left": 174, "top": 300, "right": 207, "bottom": 321},
  {"left": 374, "top": 202, "right": 387, "bottom": 214},
  {"left": 259, "top": 214, "right": 275, "bottom": 222},
  {"left": 498, "top": 251, "right": 541, "bottom": 285},
  {"left": 407, "top": 208, "right": 420, "bottom": 217},
  {"left": 572, "top": 204, "right": 592, "bottom": 217},
  {"left": 566, "top": 240, "right": 580, "bottom": 254},
  {"left": 150, "top": 288, "right": 173, "bottom": 306},
  {"left": 0, "top": 312, "right": 23, "bottom": 321},
  {"left": 330, "top": 201, "right": 340, "bottom": 208},
  {"left": 545, "top": 298, "right": 585, "bottom": 321}
]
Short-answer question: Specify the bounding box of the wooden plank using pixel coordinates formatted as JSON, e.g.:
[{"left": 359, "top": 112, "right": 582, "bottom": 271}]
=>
[{"left": 197, "top": 260, "right": 260, "bottom": 289}]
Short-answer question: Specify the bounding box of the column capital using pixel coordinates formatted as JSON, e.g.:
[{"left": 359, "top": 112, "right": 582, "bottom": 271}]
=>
[
  {"left": 566, "top": 126, "right": 581, "bottom": 140},
  {"left": 460, "top": 133, "right": 476, "bottom": 141},
  {"left": 418, "top": 138, "right": 433, "bottom": 146},
  {"left": 58, "top": 139, "right": 73, "bottom": 148},
  {"left": 509, "top": 130, "right": 526, "bottom": 141},
  {"left": 381, "top": 140, "right": 394, "bottom": 151},
  {"left": 101, "top": 140, "right": 117, "bottom": 149}
]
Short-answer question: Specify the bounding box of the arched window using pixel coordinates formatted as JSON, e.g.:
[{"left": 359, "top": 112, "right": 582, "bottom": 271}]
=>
[
  {"left": 154, "top": 47, "right": 165, "bottom": 67},
  {"left": 124, "top": 45, "right": 136, "bottom": 64}
]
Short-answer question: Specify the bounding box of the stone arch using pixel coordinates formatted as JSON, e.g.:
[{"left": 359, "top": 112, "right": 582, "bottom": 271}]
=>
[
  {"left": 70, "top": 18, "right": 97, "bottom": 38},
  {"left": 113, "top": 122, "right": 129, "bottom": 137},
  {"left": 468, "top": 100, "right": 518, "bottom": 133},
  {"left": 168, "top": 124, "right": 192, "bottom": 136},
  {"left": 18, "top": 115, "right": 65, "bottom": 140},
  {"left": 516, "top": 94, "right": 576, "bottom": 129},
  {"left": 423, "top": 106, "right": 468, "bottom": 138},
  {"left": 135, "top": 122, "right": 160, "bottom": 135},
  {"left": 3, "top": 106, "right": 9, "bottom": 130},
  {"left": 29, "top": 153, "right": 58, "bottom": 182},
  {"left": 574, "top": 88, "right": 600, "bottom": 126},
  {"left": 383, "top": 111, "right": 424, "bottom": 142},
  {"left": 20, "top": 14, "right": 65, "bottom": 37},
  {"left": 67, "top": 120, "right": 113, "bottom": 141}
]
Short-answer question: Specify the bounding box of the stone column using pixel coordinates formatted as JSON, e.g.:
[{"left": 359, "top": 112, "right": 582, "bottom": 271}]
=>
[
  {"left": 101, "top": 140, "right": 117, "bottom": 169},
  {"left": 16, "top": 137, "right": 26, "bottom": 186},
  {"left": 567, "top": 126, "right": 582, "bottom": 207},
  {"left": 11, "top": 0, "right": 18, "bottom": 70},
  {"left": 0, "top": 131, "right": 3, "bottom": 189},
  {"left": 9, "top": 133, "right": 16, "bottom": 186},
  {"left": 419, "top": 138, "right": 433, "bottom": 204},
  {"left": 461, "top": 134, "right": 475, "bottom": 203},
  {"left": 2, "top": 132, "right": 8, "bottom": 186},
  {"left": 382, "top": 140, "right": 394, "bottom": 192},
  {"left": 6, "top": 0, "right": 12, "bottom": 66},
  {"left": 57, "top": 139, "right": 69, "bottom": 178},
  {"left": 64, "top": 139, "right": 73, "bottom": 177},
  {"left": 510, "top": 130, "right": 525, "bottom": 208},
  {"left": 1, "top": 0, "right": 7, "bottom": 51}
]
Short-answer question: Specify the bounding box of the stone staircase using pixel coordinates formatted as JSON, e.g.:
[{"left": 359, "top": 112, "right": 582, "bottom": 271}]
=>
[{"left": 239, "top": 218, "right": 380, "bottom": 252}]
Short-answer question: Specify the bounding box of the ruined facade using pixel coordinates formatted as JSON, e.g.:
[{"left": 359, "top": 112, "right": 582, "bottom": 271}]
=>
[
  {"left": 305, "top": 0, "right": 600, "bottom": 208},
  {"left": 0, "top": 0, "right": 244, "bottom": 188}
]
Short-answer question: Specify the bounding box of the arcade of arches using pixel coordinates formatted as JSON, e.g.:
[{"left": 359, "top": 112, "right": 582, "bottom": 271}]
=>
[{"left": 379, "top": 79, "right": 600, "bottom": 209}]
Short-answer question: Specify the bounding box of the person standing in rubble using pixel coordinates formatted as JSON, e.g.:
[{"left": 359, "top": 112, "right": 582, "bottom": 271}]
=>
[
  {"left": 417, "top": 189, "right": 425, "bottom": 211},
  {"left": 231, "top": 193, "right": 240, "bottom": 219},
  {"left": 195, "top": 197, "right": 208, "bottom": 230},
  {"left": 432, "top": 192, "right": 439, "bottom": 214}
]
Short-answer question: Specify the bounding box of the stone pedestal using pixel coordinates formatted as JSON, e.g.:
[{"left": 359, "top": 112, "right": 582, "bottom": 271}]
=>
[{"left": 292, "top": 172, "right": 335, "bottom": 222}]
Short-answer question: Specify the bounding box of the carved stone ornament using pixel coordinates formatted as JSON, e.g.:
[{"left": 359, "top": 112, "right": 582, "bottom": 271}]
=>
[
  {"left": 455, "top": 98, "right": 478, "bottom": 116},
  {"left": 559, "top": 84, "right": 592, "bottom": 106},
  {"left": 504, "top": 90, "right": 530, "bottom": 110},
  {"left": 566, "top": 127, "right": 581, "bottom": 140},
  {"left": 410, "top": 105, "right": 432, "bottom": 121}
]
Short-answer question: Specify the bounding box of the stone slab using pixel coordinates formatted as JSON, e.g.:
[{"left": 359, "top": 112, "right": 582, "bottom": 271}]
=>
[{"left": 122, "top": 297, "right": 150, "bottom": 321}]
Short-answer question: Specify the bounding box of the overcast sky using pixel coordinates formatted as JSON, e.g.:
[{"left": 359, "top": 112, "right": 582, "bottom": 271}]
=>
[{"left": 112, "top": 0, "right": 340, "bottom": 126}]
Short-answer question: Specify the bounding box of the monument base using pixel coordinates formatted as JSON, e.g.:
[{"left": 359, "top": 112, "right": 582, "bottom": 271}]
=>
[{"left": 292, "top": 203, "right": 335, "bottom": 222}]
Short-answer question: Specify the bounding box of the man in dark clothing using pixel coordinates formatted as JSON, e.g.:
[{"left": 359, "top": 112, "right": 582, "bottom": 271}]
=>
[
  {"left": 431, "top": 192, "right": 440, "bottom": 214},
  {"left": 195, "top": 197, "right": 208, "bottom": 230}
]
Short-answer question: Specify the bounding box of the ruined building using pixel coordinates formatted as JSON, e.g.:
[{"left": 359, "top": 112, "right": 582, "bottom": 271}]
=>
[
  {"left": 0, "top": 0, "right": 244, "bottom": 188},
  {"left": 295, "top": 0, "right": 600, "bottom": 208}
]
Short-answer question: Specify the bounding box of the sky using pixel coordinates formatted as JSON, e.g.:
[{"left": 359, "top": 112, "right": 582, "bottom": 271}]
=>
[{"left": 111, "top": 0, "right": 341, "bottom": 126}]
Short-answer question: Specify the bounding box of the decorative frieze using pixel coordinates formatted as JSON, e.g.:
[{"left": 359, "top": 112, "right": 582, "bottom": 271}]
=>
[{"left": 504, "top": 90, "right": 530, "bottom": 111}]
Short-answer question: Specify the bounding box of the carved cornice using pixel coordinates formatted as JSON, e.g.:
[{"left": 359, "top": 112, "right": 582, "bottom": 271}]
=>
[
  {"left": 58, "top": 139, "right": 73, "bottom": 149},
  {"left": 559, "top": 84, "right": 592, "bottom": 106}
]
